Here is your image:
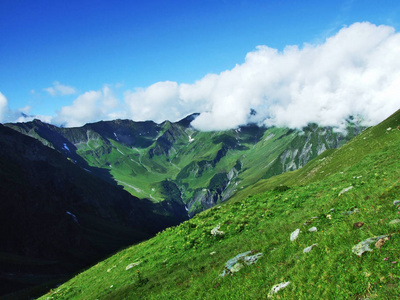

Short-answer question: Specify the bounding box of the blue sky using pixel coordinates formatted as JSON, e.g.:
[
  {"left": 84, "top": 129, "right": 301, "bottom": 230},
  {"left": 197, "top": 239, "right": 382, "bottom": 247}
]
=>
[{"left": 1, "top": 0, "right": 400, "bottom": 129}]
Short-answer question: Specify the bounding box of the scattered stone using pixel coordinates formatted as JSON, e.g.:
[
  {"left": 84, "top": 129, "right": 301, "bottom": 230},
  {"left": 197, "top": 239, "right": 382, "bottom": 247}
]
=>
[
  {"left": 126, "top": 261, "right": 142, "bottom": 270},
  {"left": 339, "top": 186, "right": 354, "bottom": 196},
  {"left": 330, "top": 208, "right": 335, "bottom": 212},
  {"left": 387, "top": 127, "right": 392, "bottom": 131},
  {"left": 353, "top": 222, "right": 364, "bottom": 228},
  {"left": 211, "top": 224, "right": 225, "bottom": 236},
  {"left": 268, "top": 281, "right": 290, "bottom": 298},
  {"left": 352, "top": 235, "right": 387, "bottom": 256},
  {"left": 326, "top": 214, "right": 332, "bottom": 219},
  {"left": 303, "top": 221, "right": 312, "bottom": 226},
  {"left": 210, "top": 251, "right": 216, "bottom": 255},
  {"left": 389, "top": 219, "right": 400, "bottom": 225},
  {"left": 290, "top": 229, "right": 300, "bottom": 241},
  {"left": 308, "top": 227, "right": 317, "bottom": 232},
  {"left": 393, "top": 200, "right": 400, "bottom": 206},
  {"left": 220, "top": 251, "right": 263, "bottom": 277},
  {"left": 107, "top": 266, "right": 116, "bottom": 272},
  {"left": 342, "top": 208, "right": 359, "bottom": 215},
  {"left": 303, "top": 243, "right": 318, "bottom": 253},
  {"left": 311, "top": 216, "right": 319, "bottom": 219},
  {"left": 375, "top": 237, "right": 389, "bottom": 249}
]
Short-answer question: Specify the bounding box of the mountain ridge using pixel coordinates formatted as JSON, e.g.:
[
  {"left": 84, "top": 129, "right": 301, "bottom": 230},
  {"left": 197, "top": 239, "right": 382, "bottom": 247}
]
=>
[{"left": 6, "top": 114, "right": 363, "bottom": 216}]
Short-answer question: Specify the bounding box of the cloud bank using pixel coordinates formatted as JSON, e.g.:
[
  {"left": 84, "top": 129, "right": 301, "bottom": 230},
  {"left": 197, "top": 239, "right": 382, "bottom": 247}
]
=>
[
  {"left": 119, "top": 22, "right": 400, "bottom": 131},
  {"left": 185, "top": 22, "right": 400, "bottom": 130},
  {"left": 6, "top": 22, "right": 400, "bottom": 130}
]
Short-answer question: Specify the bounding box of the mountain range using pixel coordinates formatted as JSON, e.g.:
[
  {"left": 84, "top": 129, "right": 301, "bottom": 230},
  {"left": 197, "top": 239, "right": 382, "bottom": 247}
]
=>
[
  {"left": 1, "top": 114, "right": 364, "bottom": 298},
  {"left": 35, "top": 107, "right": 400, "bottom": 300}
]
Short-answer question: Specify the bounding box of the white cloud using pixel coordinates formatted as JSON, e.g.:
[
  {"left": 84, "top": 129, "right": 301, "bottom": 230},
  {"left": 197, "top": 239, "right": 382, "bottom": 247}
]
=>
[
  {"left": 188, "top": 22, "right": 400, "bottom": 130},
  {"left": 0, "top": 92, "right": 9, "bottom": 123},
  {"left": 124, "top": 81, "right": 191, "bottom": 123},
  {"left": 44, "top": 81, "right": 77, "bottom": 96},
  {"left": 53, "top": 86, "right": 120, "bottom": 127},
  {"left": 117, "top": 22, "right": 400, "bottom": 131}
]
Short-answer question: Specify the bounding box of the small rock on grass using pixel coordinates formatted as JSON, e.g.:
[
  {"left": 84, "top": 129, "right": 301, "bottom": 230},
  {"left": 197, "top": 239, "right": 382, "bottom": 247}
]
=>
[
  {"left": 353, "top": 222, "right": 364, "bottom": 228},
  {"left": 290, "top": 229, "right": 300, "bottom": 241},
  {"left": 308, "top": 227, "right": 317, "bottom": 232},
  {"left": 303, "top": 244, "right": 318, "bottom": 253},
  {"left": 352, "top": 235, "right": 387, "bottom": 256},
  {"left": 268, "top": 281, "right": 290, "bottom": 298},
  {"left": 393, "top": 200, "right": 400, "bottom": 206},
  {"left": 342, "top": 208, "right": 359, "bottom": 215},
  {"left": 389, "top": 219, "right": 400, "bottom": 225},
  {"left": 126, "top": 261, "right": 142, "bottom": 270},
  {"left": 220, "top": 251, "right": 263, "bottom": 277},
  {"left": 375, "top": 237, "right": 389, "bottom": 249},
  {"left": 339, "top": 186, "right": 353, "bottom": 196},
  {"left": 211, "top": 224, "right": 225, "bottom": 236}
]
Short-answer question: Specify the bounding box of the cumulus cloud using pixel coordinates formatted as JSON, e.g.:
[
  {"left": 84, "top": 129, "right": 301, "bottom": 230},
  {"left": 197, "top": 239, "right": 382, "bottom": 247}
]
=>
[
  {"left": 44, "top": 81, "right": 77, "bottom": 96},
  {"left": 124, "top": 81, "right": 195, "bottom": 123},
  {"left": 119, "top": 22, "right": 400, "bottom": 131},
  {"left": 188, "top": 22, "right": 400, "bottom": 130},
  {"left": 53, "top": 86, "right": 120, "bottom": 127}
]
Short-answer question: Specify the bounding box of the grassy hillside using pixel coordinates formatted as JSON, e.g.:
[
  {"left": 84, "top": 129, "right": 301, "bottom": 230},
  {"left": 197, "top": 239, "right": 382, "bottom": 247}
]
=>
[
  {"left": 0, "top": 125, "right": 187, "bottom": 299},
  {"left": 39, "top": 110, "right": 400, "bottom": 299}
]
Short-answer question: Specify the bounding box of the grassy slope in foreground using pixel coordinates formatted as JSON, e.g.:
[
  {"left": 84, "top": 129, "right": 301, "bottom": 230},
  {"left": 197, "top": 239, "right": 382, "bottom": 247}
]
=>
[{"left": 40, "top": 110, "right": 400, "bottom": 299}]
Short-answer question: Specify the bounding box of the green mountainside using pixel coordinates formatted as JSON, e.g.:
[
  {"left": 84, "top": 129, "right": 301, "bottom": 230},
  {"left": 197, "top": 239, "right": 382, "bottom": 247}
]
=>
[
  {"left": 6, "top": 114, "right": 362, "bottom": 216},
  {"left": 37, "top": 108, "right": 400, "bottom": 299}
]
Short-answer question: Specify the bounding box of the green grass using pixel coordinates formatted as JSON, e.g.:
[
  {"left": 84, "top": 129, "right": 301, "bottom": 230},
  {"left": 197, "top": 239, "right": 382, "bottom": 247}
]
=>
[{"left": 39, "top": 110, "right": 400, "bottom": 299}]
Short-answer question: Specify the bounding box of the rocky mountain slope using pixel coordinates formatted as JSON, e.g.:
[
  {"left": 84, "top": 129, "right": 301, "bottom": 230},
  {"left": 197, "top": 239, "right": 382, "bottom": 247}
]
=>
[
  {"left": 37, "top": 108, "right": 400, "bottom": 300},
  {"left": 6, "top": 114, "right": 363, "bottom": 216}
]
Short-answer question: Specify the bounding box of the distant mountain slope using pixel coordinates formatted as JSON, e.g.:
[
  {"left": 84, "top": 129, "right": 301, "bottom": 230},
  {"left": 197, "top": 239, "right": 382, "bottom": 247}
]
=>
[
  {"left": 6, "top": 115, "right": 363, "bottom": 216},
  {"left": 37, "top": 108, "right": 400, "bottom": 300},
  {"left": 0, "top": 124, "right": 187, "bottom": 299}
]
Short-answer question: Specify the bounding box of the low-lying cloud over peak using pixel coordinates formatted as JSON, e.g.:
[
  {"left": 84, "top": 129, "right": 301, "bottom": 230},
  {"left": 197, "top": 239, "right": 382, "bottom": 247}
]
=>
[
  {"left": 121, "top": 22, "right": 400, "bottom": 131},
  {"left": 187, "top": 22, "right": 400, "bottom": 130}
]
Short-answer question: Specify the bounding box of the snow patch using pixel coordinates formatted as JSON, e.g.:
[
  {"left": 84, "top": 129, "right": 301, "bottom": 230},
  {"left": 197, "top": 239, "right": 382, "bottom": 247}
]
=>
[
  {"left": 66, "top": 211, "right": 79, "bottom": 225},
  {"left": 188, "top": 135, "right": 194, "bottom": 143},
  {"left": 113, "top": 132, "right": 119, "bottom": 141},
  {"left": 116, "top": 148, "right": 124, "bottom": 155},
  {"left": 63, "top": 143, "right": 70, "bottom": 152},
  {"left": 265, "top": 133, "right": 275, "bottom": 141}
]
